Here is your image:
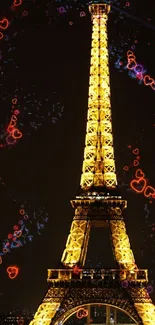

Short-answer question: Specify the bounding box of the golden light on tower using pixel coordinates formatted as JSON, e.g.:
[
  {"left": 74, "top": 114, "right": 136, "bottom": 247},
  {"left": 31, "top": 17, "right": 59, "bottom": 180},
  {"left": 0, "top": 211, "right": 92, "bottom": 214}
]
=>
[
  {"left": 28, "top": 2, "right": 155, "bottom": 325},
  {"left": 80, "top": 2, "right": 117, "bottom": 190}
]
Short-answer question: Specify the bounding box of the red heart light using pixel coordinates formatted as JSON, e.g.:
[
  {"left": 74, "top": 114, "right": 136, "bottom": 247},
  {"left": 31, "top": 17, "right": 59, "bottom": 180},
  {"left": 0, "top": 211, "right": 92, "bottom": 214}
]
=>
[
  {"left": 133, "top": 160, "right": 139, "bottom": 167},
  {"left": 22, "top": 10, "right": 28, "bottom": 16},
  {"left": 73, "top": 265, "right": 82, "bottom": 275},
  {"left": 6, "top": 265, "right": 19, "bottom": 279},
  {"left": 14, "top": 0, "right": 22, "bottom": 6},
  {"left": 132, "top": 148, "right": 139, "bottom": 155},
  {"left": 123, "top": 166, "right": 129, "bottom": 171},
  {"left": 144, "top": 186, "right": 155, "bottom": 198},
  {"left": 0, "top": 32, "right": 3, "bottom": 39},
  {"left": 130, "top": 177, "right": 146, "bottom": 193},
  {"left": 135, "top": 169, "right": 145, "bottom": 179},
  {"left": 0, "top": 18, "right": 9, "bottom": 30},
  {"left": 80, "top": 11, "right": 86, "bottom": 17}
]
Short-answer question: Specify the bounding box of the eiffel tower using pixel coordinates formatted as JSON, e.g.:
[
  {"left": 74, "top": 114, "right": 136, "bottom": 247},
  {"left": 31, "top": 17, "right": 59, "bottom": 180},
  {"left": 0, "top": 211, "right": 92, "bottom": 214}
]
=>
[{"left": 29, "top": 1, "right": 155, "bottom": 324}]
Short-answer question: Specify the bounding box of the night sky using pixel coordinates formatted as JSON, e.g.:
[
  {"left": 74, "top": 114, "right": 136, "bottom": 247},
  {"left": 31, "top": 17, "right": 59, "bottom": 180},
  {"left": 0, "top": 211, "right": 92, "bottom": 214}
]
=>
[{"left": 0, "top": 0, "right": 155, "bottom": 314}]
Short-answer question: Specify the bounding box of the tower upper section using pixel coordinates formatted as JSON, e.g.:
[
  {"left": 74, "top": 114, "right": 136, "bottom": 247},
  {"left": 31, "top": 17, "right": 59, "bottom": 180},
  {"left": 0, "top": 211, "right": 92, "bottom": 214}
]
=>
[{"left": 80, "top": 2, "right": 117, "bottom": 191}]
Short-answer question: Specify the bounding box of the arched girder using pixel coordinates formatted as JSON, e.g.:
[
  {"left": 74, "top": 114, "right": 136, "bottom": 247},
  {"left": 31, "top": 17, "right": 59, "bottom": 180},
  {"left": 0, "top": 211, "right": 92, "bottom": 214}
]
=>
[
  {"left": 53, "top": 303, "right": 139, "bottom": 325},
  {"left": 53, "top": 303, "right": 138, "bottom": 325},
  {"left": 51, "top": 287, "right": 143, "bottom": 325}
]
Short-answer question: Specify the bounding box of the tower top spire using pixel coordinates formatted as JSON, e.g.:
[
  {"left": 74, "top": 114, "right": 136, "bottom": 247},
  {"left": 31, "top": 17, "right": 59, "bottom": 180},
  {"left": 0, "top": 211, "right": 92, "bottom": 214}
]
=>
[{"left": 80, "top": 0, "right": 116, "bottom": 191}]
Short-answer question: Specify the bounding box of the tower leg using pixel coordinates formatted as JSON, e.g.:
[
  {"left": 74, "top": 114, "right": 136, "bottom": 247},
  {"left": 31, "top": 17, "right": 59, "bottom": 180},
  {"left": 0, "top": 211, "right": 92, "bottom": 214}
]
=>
[
  {"left": 109, "top": 214, "right": 137, "bottom": 270},
  {"left": 29, "top": 288, "right": 69, "bottom": 325},
  {"left": 129, "top": 287, "right": 155, "bottom": 325},
  {"left": 61, "top": 206, "right": 91, "bottom": 267}
]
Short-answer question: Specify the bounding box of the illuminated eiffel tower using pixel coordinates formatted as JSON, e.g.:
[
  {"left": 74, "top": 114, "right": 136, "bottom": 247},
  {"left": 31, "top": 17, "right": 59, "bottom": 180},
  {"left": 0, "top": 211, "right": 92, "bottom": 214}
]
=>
[{"left": 29, "top": 1, "right": 155, "bottom": 324}]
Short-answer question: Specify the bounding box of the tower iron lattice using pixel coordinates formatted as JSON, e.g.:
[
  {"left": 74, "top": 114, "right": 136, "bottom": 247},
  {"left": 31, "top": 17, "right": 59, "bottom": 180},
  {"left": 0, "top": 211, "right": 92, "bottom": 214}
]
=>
[{"left": 29, "top": 2, "right": 155, "bottom": 324}]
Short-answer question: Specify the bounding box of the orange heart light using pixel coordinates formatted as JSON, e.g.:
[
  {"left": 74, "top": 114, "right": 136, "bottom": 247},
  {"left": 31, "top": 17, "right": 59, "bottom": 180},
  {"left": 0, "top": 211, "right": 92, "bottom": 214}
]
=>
[
  {"left": 14, "top": 230, "right": 22, "bottom": 238},
  {"left": 143, "top": 75, "right": 154, "bottom": 86},
  {"left": 20, "top": 209, "right": 25, "bottom": 215},
  {"left": 12, "top": 98, "right": 18, "bottom": 105},
  {"left": 130, "top": 177, "right": 146, "bottom": 193},
  {"left": 135, "top": 169, "right": 145, "bottom": 179},
  {"left": 0, "top": 18, "right": 9, "bottom": 30},
  {"left": 11, "top": 128, "right": 22, "bottom": 139},
  {"left": 0, "top": 256, "right": 2, "bottom": 264},
  {"left": 76, "top": 308, "right": 88, "bottom": 319},
  {"left": 127, "top": 59, "right": 137, "bottom": 70},
  {"left": 127, "top": 50, "right": 134, "bottom": 56},
  {"left": 7, "top": 265, "right": 19, "bottom": 279},
  {"left": 127, "top": 54, "right": 136, "bottom": 62},
  {"left": 144, "top": 186, "right": 155, "bottom": 198}
]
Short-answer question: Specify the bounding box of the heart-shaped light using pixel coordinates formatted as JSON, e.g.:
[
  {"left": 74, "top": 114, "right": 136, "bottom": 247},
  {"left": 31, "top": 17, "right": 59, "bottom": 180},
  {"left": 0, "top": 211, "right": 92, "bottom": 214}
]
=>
[
  {"left": 6, "top": 265, "right": 19, "bottom": 279},
  {"left": 11, "top": 128, "right": 22, "bottom": 139},
  {"left": 12, "top": 98, "right": 18, "bottom": 104},
  {"left": 80, "top": 11, "right": 86, "bottom": 17},
  {"left": 127, "top": 59, "right": 137, "bottom": 70},
  {"left": 14, "top": 0, "right": 22, "bottom": 6},
  {"left": 135, "top": 169, "right": 145, "bottom": 179},
  {"left": 132, "top": 148, "right": 139, "bottom": 155},
  {"left": 127, "top": 54, "right": 136, "bottom": 61},
  {"left": 123, "top": 166, "right": 129, "bottom": 171},
  {"left": 143, "top": 75, "right": 154, "bottom": 86},
  {"left": 127, "top": 50, "right": 134, "bottom": 56},
  {"left": 0, "top": 18, "right": 9, "bottom": 30},
  {"left": 76, "top": 308, "right": 88, "bottom": 319},
  {"left": 130, "top": 177, "right": 146, "bottom": 193},
  {"left": 144, "top": 186, "right": 155, "bottom": 198},
  {"left": 133, "top": 160, "right": 139, "bottom": 167}
]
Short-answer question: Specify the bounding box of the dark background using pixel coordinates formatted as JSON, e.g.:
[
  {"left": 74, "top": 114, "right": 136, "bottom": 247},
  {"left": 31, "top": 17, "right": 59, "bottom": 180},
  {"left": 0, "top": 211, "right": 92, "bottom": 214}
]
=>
[{"left": 0, "top": 0, "right": 155, "bottom": 313}]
